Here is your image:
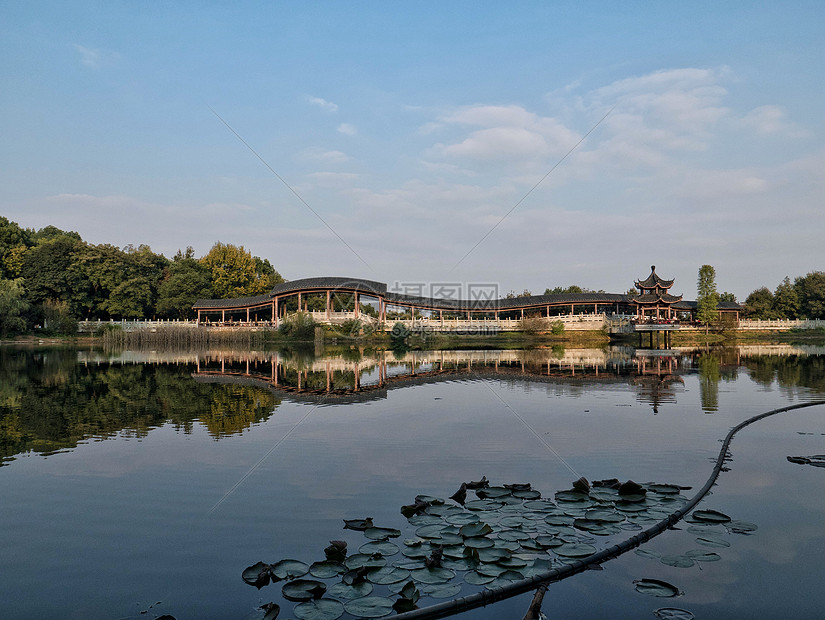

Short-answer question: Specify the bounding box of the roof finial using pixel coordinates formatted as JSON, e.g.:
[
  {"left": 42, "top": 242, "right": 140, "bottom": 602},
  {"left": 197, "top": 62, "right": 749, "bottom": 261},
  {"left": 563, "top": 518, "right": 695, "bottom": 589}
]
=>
[{"left": 651, "top": 265, "right": 656, "bottom": 272}]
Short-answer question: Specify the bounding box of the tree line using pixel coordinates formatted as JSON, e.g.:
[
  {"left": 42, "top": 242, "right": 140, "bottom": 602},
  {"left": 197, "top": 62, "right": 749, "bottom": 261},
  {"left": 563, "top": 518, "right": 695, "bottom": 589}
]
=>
[
  {"left": 0, "top": 216, "right": 283, "bottom": 335},
  {"left": 742, "top": 273, "right": 825, "bottom": 320}
]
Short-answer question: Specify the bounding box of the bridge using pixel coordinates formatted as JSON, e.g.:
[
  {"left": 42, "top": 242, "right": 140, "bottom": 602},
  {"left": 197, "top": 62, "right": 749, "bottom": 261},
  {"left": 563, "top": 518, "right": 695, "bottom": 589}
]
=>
[{"left": 191, "top": 273, "right": 743, "bottom": 330}]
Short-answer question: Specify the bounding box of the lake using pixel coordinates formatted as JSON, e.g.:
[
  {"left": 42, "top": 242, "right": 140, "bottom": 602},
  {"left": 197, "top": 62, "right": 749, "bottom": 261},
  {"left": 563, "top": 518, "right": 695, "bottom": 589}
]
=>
[{"left": 1, "top": 344, "right": 824, "bottom": 619}]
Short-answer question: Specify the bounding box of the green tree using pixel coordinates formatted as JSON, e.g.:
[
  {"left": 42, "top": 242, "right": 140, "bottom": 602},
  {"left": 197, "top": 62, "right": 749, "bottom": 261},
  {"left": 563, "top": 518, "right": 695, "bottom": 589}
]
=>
[
  {"left": 253, "top": 256, "right": 285, "bottom": 290},
  {"left": 0, "top": 217, "right": 34, "bottom": 279},
  {"left": 0, "top": 278, "right": 30, "bottom": 336},
  {"left": 773, "top": 276, "right": 799, "bottom": 319},
  {"left": 744, "top": 287, "right": 777, "bottom": 319},
  {"left": 157, "top": 248, "right": 213, "bottom": 319},
  {"left": 795, "top": 271, "right": 825, "bottom": 319},
  {"left": 696, "top": 265, "right": 719, "bottom": 333},
  {"left": 20, "top": 235, "right": 89, "bottom": 317},
  {"left": 545, "top": 285, "right": 583, "bottom": 295},
  {"left": 201, "top": 242, "right": 275, "bottom": 298},
  {"left": 719, "top": 292, "right": 737, "bottom": 303},
  {"left": 106, "top": 245, "right": 168, "bottom": 318}
]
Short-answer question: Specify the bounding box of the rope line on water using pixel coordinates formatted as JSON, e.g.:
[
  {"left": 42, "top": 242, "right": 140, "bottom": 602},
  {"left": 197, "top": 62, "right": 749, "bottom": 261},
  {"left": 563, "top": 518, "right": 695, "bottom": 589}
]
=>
[{"left": 393, "top": 399, "right": 825, "bottom": 620}]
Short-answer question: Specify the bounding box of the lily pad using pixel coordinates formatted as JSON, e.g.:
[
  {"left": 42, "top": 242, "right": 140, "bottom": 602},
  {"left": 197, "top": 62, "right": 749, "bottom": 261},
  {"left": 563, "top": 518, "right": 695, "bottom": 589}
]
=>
[
  {"left": 465, "top": 571, "right": 495, "bottom": 585},
  {"left": 634, "top": 578, "right": 682, "bottom": 597},
  {"left": 445, "top": 513, "right": 480, "bottom": 526},
  {"left": 459, "top": 522, "right": 493, "bottom": 538},
  {"left": 416, "top": 524, "right": 447, "bottom": 539},
  {"left": 487, "top": 570, "right": 525, "bottom": 587},
  {"left": 309, "top": 561, "right": 345, "bottom": 579},
  {"left": 364, "top": 526, "right": 401, "bottom": 541},
  {"left": 345, "top": 554, "right": 387, "bottom": 570},
  {"left": 366, "top": 566, "right": 410, "bottom": 585},
  {"left": 648, "top": 484, "right": 682, "bottom": 495},
  {"left": 328, "top": 581, "right": 373, "bottom": 599},
  {"left": 464, "top": 536, "right": 495, "bottom": 549},
  {"left": 282, "top": 579, "right": 326, "bottom": 602},
  {"left": 554, "top": 542, "right": 597, "bottom": 558},
  {"left": 654, "top": 608, "right": 695, "bottom": 619},
  {"left": 271, "top": 559, "right": 309, "bottom": 580},
  {"left": 660, "top": 555, "right": 695, "bottom": 568},
  {"left": 359, "top": 541, "right": 399, "bottom": 556},
  {"left": 293, "top": 598, "right": 345, "bottom": 620},
  {"left": 691, "top": 509, "right": 731, "bottom": 523},
  {"left": 727, "top": 520, "right": 758, "bottom": 534},
  {"left": 476, "top": 486, "right": 512, "bottom": 499},
  {"left": 424, "top": 583, "right": 463, "bottom": 599},
  {"left": 343, "top": 596, "right": 395, "bottom": 618},
  {"left": 410, "top": 567, "right": 455, "bottom": 584},
  {"left": 685, "top": 550, "right": 721, "bottom": 562},
  {"left": 243, "top": 561, "right": 275, "bottom": 588},
  {"left": 695, "top": 534, "right": 731, "bottom": 548}
]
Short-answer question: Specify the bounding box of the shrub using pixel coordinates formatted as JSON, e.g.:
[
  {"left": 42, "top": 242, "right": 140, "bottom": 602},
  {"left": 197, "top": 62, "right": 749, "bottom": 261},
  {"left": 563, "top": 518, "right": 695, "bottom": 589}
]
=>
[
  {"left": 278, "top": 313, "right": 317, "bottom": 339},
  {"left": 551, "top": 320, "right": 565, "bottom": 335}
]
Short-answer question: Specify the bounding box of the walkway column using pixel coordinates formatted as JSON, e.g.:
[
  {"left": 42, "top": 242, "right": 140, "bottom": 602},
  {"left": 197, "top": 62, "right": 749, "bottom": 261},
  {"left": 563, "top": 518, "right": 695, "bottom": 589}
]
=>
[
  {"left": 354, "top": 292, "right": 359, "bottom": 318},
  {"left": 274, "top": 297, "right": 279, "bottom": 325},
  {"left": 326, "top": 290, "right": 331, "bottom": 321},
  {"left": 298, "top": 292, "right": 302, "bottom": 312}
]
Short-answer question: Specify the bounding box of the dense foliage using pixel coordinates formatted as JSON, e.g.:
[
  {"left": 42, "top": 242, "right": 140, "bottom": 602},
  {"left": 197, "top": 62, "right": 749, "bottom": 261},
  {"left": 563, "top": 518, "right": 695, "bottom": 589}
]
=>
[
  {"left": 0, "top": 217, "right": 284, "bottom": 334},
  {"left": 743, "top": 272, "right": 825, "bottom": 320}
]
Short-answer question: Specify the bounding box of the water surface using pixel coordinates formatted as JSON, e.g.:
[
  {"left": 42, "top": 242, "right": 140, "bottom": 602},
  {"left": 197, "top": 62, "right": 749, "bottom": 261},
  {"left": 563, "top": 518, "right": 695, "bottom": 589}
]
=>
[{"left": 1, "top": 344, "right": 824, "bottom": 619}]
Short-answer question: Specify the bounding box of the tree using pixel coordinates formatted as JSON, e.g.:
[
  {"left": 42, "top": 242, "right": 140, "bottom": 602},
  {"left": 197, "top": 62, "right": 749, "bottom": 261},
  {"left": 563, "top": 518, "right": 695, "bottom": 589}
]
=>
[
  {"left": 157, "top": 249, "right": 213, "bottom": 319},
  {"left": 201, "top": 242, "right": 282, "bottom": 298},
  {"left": 506, "top": 289, "right": 533, "bottom": 299},
  {"left": 773, "top": 277, "right": 799, "bottom": 319},
  {"left": 545, "top": 285, "right": 583, "bottom": 295},
  {"left": 719, "top": 292, "right": 737, "bottom": 303},
  {"left": 0, "top": 217, "right": 34, "bottom": 279},
  {"left": 743, "top": 287, "right": 776, "bottom": 319},
  {"left": 20, "top": 236, "right": 89, "bottom": 317},
  {"left": 696, "top": 265, "right": 719, "bottom": 333},
  {"left": 0, "top": 278, "right": 29, "bottom": 335},
  {"left": 795, "top": 271, "right": 825, "bottom": 319}
]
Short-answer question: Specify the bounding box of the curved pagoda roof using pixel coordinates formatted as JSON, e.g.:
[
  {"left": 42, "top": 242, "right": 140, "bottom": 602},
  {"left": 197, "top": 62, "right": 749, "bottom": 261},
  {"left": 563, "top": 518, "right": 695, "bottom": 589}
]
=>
[
  {"left": 635, "top": 265, "right": 675, "bottom": 290},
  {"left": 629, "top": 292, "right": 683, "bottom": 305}
]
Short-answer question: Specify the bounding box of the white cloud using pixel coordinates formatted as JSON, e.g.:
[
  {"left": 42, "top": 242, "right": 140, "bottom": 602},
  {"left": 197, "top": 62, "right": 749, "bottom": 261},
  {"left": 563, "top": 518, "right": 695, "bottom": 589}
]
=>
[
  {"left": 307, "top": 96, "right": 338, "bottom": 112},
  {"left": 337, "top": 123, "right": 357, "bottom": 135},
  {"left": 72, "top": 44, "right": 120, "bottom": 69},
  {"left": 302, "top": 149, "right": 349, "bottom": 163},
  {"left": 739, "top": 105, "right": 807, "bottom": 137},
  {"left": 432, "top": 105, "right": 581, "bottom": 162}
]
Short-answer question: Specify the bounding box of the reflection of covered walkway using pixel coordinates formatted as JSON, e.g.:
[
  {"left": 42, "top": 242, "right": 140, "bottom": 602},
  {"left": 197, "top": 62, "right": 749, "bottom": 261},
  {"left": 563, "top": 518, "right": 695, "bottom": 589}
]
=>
[{"left": 189, "top": 347, "right": 692, "bottom": 412}]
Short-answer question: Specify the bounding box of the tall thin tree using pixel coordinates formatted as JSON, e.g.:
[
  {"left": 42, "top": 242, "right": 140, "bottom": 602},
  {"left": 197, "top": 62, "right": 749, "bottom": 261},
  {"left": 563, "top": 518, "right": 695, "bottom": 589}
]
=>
[{"left": 697, "top": 264, "right": 719, "bottom": 335}]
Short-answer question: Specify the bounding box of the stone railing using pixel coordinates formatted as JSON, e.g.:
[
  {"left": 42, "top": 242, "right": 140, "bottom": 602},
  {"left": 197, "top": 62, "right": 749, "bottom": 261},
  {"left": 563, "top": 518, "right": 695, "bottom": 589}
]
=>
[
  {"left": 737, "top": 318, "right": 825, "bottom": 331},
  {"left": 77, "top": 319, "right": 199, "bottom": 333}
]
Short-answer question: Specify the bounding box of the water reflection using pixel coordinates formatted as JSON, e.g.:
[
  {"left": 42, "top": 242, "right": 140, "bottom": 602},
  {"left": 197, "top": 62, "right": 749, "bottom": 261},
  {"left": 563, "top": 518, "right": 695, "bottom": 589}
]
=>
[{"left": 2, "top": 344, "right": 824, "bottom": 466}]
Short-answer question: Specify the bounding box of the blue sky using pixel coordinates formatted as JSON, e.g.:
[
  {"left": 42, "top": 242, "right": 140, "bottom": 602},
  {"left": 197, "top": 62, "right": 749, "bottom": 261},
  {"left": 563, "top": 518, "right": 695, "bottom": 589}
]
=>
[{"left": 2, "top": 1, "right": 823, "bottom": 300}]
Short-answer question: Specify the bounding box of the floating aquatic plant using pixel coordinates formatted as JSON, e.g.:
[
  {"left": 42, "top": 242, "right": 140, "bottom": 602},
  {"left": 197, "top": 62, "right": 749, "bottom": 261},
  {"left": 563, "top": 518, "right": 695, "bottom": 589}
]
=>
[{"left": 242, "top": 476, "right": 706, "bottom": 618}]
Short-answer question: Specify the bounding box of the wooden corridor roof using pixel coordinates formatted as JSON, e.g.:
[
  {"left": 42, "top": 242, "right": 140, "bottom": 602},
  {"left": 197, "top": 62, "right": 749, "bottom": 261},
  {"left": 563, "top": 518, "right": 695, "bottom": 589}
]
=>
[{"left": 192, "top": 276, "right": 631, "bottom": 312}]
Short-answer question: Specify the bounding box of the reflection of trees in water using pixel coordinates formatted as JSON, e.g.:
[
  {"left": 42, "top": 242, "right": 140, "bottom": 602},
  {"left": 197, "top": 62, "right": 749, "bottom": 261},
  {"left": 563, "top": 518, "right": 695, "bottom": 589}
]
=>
[
  {"left": 697, "top": 353, "right": 721, "bottom": 413},
  {"left": 744, "top": 355, "right": 825, "bottom": 395},
  {"left": 0, "top": 349, "right": 279, "bottom": 464},
  {"left": 200, "top": 385, "right": 278, "bottom": 437}
]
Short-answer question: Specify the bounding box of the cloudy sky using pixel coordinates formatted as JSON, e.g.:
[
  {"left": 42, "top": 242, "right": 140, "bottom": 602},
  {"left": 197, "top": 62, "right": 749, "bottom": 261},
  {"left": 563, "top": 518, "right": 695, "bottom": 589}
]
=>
[{"left": 2, "top": 1, "right": 823, "bottom": 300}]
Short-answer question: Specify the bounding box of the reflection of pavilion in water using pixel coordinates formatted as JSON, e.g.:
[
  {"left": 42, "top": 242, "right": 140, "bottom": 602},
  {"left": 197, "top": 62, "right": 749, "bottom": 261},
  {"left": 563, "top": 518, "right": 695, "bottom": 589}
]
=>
[
  {"left": 631, "top": 351, "right": 685, "bottom": 413},
  {"left": 189, "top": 348, "right": 687, "bottom": 412}
]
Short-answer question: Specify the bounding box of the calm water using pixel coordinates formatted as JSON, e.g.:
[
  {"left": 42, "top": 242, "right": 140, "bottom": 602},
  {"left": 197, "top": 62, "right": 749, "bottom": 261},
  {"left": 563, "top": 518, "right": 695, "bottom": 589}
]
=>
[{"left": 1, "top": 344, "right": 824, "bottom": 619}]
